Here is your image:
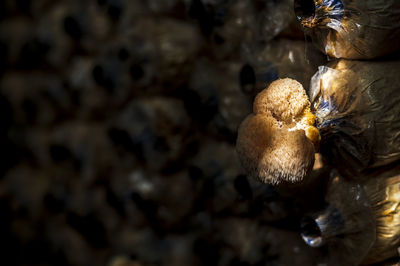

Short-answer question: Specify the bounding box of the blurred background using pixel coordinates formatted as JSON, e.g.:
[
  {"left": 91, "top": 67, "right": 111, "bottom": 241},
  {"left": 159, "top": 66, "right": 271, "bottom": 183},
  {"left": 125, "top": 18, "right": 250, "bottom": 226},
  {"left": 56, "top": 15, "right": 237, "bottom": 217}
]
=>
[{"left": 0, "top": 0, "right": 328, "bottom": 265}]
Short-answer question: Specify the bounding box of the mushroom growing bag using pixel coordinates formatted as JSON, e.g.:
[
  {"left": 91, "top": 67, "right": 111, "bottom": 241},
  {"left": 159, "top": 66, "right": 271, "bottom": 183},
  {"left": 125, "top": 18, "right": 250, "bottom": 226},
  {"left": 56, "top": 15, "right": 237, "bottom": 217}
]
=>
[
  {"left": 363, "top": 169, "right": 400, "bottom": 264},
  {"left": 309, "top": 60, "right": 400, "bottom": 178},
  {"left": 301, "top": 168, "right": 400, "bottom": 265},
  {"left": 295, "top": 0, "right": 400, "bottom": 59}
]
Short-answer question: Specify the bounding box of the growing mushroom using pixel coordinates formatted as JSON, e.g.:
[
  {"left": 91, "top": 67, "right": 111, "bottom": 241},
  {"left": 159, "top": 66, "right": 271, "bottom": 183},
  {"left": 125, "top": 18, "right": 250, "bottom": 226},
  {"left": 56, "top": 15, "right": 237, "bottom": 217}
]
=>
[
  {"left": 236, "top": 78, "right": 320, "bottom": 185},
  {"left": 237, "top": 60, "right": 400, "bottom": 185}
]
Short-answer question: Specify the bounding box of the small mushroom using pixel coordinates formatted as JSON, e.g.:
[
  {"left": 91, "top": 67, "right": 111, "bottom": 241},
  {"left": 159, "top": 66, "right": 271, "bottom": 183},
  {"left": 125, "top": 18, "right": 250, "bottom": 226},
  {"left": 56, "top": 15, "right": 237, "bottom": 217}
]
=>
[{"left": 236, "top": 78, "right": 320, "bottom": 185}]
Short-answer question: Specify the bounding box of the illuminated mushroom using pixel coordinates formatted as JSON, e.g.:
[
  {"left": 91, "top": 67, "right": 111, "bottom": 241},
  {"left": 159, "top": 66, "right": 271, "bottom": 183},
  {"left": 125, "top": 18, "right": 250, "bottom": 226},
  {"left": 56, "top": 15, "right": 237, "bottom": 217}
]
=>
[
  {"left": 236, "top": 78, "right": 320, "bottom": 185},
  {"left": 236, "top": 61, "right": 400, "bottom": 264},
  {"left": 238, "top": 60, "right": 400, "bottom": 185}
]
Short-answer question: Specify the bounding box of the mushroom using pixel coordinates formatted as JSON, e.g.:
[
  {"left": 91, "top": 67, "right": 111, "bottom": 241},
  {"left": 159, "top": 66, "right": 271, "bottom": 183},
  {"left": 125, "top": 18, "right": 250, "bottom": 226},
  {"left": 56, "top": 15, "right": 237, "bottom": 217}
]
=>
[
  {"left": 237, "top": 59, "right": 400, "bottom": 183},
  {"left": 236, "top": 78, "right": 320, "bottom": 185}
]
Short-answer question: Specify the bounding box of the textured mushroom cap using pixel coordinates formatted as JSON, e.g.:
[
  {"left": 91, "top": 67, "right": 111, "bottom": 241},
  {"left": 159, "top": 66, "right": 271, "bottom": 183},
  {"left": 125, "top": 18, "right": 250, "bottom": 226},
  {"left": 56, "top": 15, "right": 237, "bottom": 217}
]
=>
[
  {"left": 237, "top": 113, "right": 315, "bottom": 185},
  {"left": 253, "top": 78, "right": 310, "bottom": 121}
]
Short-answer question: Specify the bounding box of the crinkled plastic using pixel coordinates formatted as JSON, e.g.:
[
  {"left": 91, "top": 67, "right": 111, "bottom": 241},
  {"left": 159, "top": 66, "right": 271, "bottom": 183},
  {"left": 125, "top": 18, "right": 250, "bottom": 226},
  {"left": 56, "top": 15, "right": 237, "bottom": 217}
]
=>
[
  {"left": 301, "top": 168, "right": 400, "bottom": 265},
  {"left": 362, "top": 168, "right": 400, "bottom": 264},
  {"left": 300, "top": 169, "right": 376, "bottom": 266},
  {"left": 309, "top": 60, "right": 400, "bottom": 179},
  {"left": 295, "top": 0, "right": 400, "bottom": 59}
]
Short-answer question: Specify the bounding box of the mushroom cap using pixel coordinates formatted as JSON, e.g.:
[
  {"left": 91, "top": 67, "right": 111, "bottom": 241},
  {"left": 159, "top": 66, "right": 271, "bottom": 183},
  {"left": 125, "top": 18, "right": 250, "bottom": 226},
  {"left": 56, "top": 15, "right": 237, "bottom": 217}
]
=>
[
  {"left": 237, "top": 114, "right": 315, "bottom": 185},
  {"left": 253, "top": 78, "right": 310, "bottom": 122}
]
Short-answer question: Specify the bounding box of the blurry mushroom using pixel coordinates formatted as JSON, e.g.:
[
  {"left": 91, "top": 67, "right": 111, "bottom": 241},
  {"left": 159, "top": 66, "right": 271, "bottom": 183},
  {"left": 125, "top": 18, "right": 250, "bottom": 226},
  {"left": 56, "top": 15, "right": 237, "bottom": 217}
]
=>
[{"left": 241, "top": 38, "right": 326, "bottom": 94}]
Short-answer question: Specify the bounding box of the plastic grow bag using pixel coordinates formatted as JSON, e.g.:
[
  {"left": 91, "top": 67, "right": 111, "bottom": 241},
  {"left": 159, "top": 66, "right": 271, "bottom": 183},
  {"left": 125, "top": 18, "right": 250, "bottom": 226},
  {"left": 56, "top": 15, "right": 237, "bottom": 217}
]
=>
[
  {"left": 295, "top": 0, "right": 400, "bottom": 59},
  {"left": 309, "top": 59, "right": 400, "bottom": 178}
]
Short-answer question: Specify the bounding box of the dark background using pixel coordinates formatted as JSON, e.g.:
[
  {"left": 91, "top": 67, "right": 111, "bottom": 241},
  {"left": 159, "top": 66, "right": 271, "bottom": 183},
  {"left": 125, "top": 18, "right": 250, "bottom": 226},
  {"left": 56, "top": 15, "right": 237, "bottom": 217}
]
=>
[{"left": 0, "top": 0, "right": 327, "bottom": 265}]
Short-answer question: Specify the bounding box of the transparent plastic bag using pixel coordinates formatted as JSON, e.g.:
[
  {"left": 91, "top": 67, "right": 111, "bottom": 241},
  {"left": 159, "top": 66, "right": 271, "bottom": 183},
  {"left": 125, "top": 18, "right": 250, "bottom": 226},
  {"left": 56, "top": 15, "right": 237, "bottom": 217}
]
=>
[
  {"left": 309, "top": 59, "right": 400, "bottom": 178},
  {"left": 300, "top": 169, "right": 376, "bottom": 266},
  {"left": 301, "top": 168, "right": 400, "bottom": 264},
  {"left": 362, "top": 168, "right": 400, "bottom": 264},
  {"left": 242, "top": 38, "right": 326, "bottom": 94},
  {"left": 294, "top": 0, "right": 400, "bottom": 59}
]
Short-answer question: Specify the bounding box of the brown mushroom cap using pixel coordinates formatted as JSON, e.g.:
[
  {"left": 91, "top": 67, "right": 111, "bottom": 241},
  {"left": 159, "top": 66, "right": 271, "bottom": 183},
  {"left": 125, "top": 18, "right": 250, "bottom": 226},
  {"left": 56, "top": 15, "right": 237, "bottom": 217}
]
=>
[
  {"left": 253, "top": 78, "right": 310, "bottom": 122},
  {"left": 236, "top": 78, "right": 319, "bottom": 185}
]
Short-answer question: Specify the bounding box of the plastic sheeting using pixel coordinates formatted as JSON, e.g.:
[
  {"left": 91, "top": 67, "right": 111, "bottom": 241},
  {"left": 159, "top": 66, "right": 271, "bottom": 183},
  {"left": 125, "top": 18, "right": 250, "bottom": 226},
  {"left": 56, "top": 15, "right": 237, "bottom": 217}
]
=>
[
  {"left": 301, "top": 168, "right": 400, "bottom": 265},
  {"left": 309, "top": 59, "right": 400, "bottom": 179},
  {"left": 363, "top": 168, "right": 400, "bottom": 264},
  {"left": 295, "top": 0, "right": 400, "bottom": 59},
  {"left": 301, "top": 169, "right": 375, "bottom": 266},
  {"left": 242, "top": 39, "right": 326, "bottom": 94}
]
